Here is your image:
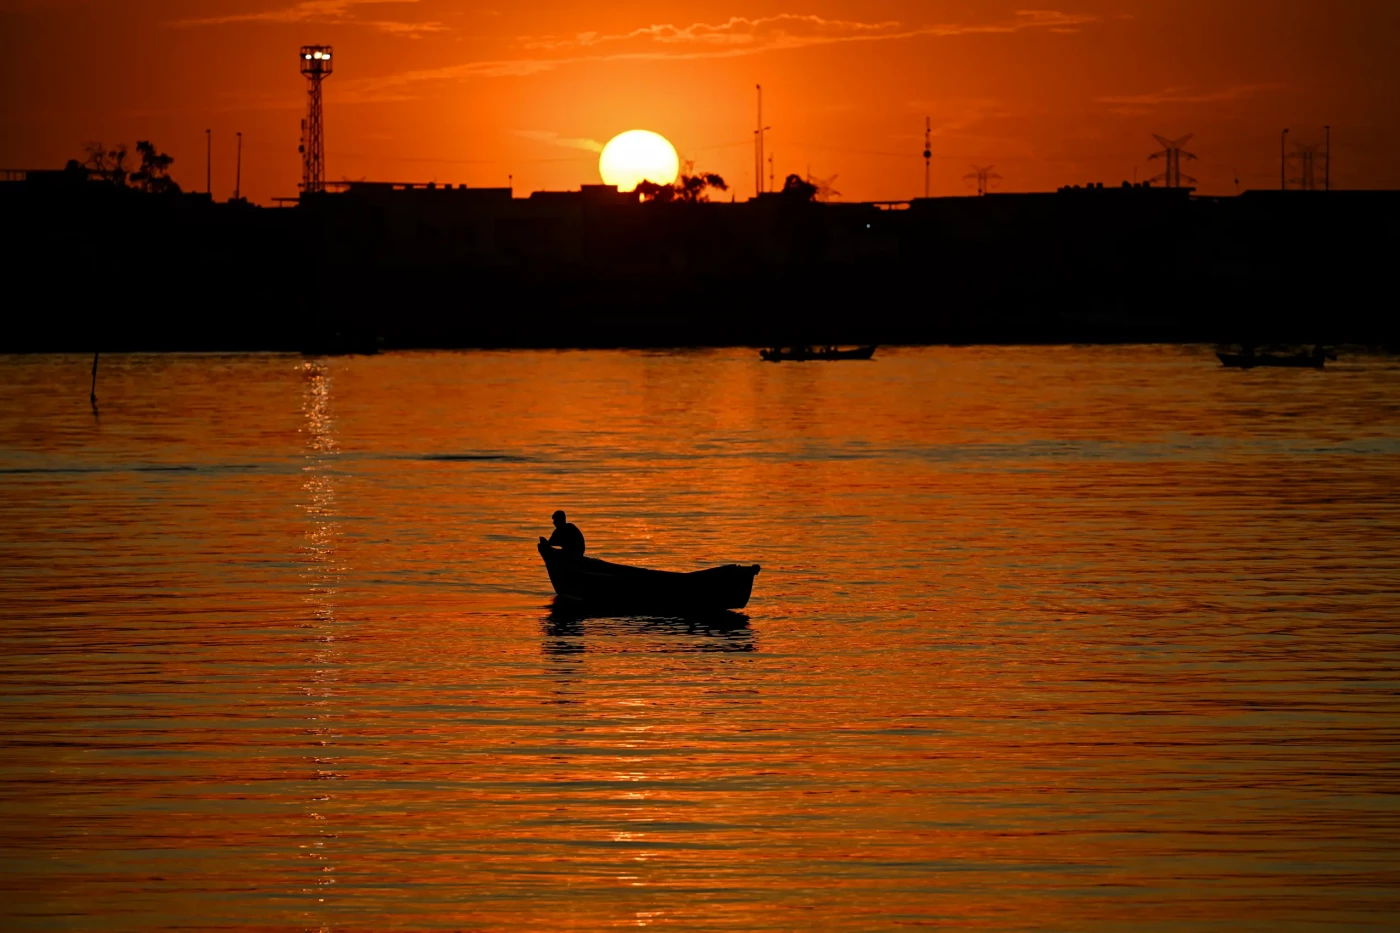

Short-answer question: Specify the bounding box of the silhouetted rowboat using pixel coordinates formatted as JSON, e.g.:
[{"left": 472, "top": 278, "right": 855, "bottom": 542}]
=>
[
  {"left": 537, "top": 541, "right": 760, "bottom": 611},
  {"left": 760, "top": 345, "right": 877, "bottom": 362},
  {"left": 1217, "top": 352, "right": 1325, "bottom": 369}
]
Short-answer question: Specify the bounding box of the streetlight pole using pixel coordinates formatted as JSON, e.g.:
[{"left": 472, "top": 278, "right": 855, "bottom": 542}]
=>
[
  {"left": 1324, "top": 124, "right": 1331, "bottom": 192},
  {"left": 234, "top": 132, "right": 242, "bottom": 201},
  {"left": 206, "top": 128, "right": 212, "bottom": 196},
  {"left": 755, "top": 84, "right": 763, "bottom": 198},
  {"left": 1280, "top": 128, "right": 1289, "bottom": 191}
]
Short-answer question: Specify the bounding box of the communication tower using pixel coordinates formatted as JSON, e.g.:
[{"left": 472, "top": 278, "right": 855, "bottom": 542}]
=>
[
  {"left": 963, "top": 165, "right": 1002, "bottom": 197},
  {"left": 1148, "top": 133, "right": 1197, "bottom": 189},
  {"left": 299, "top": 45, "right": 333, "bottom": 194}
]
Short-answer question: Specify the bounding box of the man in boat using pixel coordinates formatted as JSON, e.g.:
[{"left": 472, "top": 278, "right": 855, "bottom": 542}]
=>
[{"left": 541, "top": 510, "right": 586, "bottom": 558}]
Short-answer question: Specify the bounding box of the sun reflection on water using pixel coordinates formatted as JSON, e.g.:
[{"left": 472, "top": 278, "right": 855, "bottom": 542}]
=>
[{"left": 299, "top": 360, "right": 342, "bottom": 915}]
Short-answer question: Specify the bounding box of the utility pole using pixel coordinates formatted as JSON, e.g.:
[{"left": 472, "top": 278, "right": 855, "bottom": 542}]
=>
[
  {"left": 1281, "top": 128, "right": 1289, "bottom": 191},
  {"left": 234, "top": 131, "right": 243, "bottom": 201},
  {"left": 923, "top": 117, "right": 931, "bottom": 199},
  {"left": 1325, "top": 124, "right": 1331, "bottom": 192},
  {"left": 205, "top": 129, "right": 211, "bottom": 195},
  {"left": 769, "top": 152, "right": 775, "bottom": 195}
]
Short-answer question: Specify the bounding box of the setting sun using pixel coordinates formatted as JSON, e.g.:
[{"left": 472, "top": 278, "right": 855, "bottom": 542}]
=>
[{"left": 598, "top": 130, "right": 679, "bottom": 193}]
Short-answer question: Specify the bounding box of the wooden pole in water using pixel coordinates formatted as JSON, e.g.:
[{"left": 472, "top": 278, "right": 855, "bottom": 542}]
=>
[{"left": 90, "top": 352, "right": 98, "bottom": 406}]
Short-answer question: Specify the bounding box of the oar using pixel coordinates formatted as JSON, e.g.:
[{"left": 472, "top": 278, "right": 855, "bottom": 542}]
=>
[{"left": 90, "top": 352, "right": 99, "bottom": 407}]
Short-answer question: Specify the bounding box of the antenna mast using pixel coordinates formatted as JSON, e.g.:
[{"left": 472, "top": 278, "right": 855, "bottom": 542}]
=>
[
  {"left": 923, "top": 117, "right": 931, "bottom": 198},
  {"left": 300, "top": 46, "right": 333, "bottom": 194}
]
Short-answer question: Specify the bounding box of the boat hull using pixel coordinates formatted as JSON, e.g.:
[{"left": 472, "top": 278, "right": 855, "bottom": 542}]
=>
[
  {"left": 1218, "top": 353, "right": 1324, "bottom": 369},
  {"left": 538, "top": 542, "right": 760, "bottom": 611}
]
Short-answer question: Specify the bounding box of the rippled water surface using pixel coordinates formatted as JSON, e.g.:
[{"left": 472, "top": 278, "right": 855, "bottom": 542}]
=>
[{"left": 2, "top": 347, "right": 1399, "bottom": 931}]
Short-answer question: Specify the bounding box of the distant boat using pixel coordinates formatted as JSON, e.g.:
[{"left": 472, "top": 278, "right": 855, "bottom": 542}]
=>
[
  {"left": 1217, "top": 349, "right": 1328, "bottom": 369},
  {"left": 760, "top": 345, "right": 877, "bottom": 362},
  {"left": 537, "top": 541, "right": 760, "bottom": 611}
]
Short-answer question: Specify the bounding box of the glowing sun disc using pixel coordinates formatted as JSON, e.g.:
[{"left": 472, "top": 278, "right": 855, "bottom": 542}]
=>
[{"left": 599, "top": 130, "right": 679, "bottom": 192}]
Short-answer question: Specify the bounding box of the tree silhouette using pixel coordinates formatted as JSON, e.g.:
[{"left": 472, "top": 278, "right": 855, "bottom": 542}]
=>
[
  {"left": 130, "top": 141, "right": 180, "bottom": 195},
  {"left": 634, "top": 179, "right": 676, "bottom": 203},
  {"left": 635, "top": 172, "right": 729, "bottom": 204},
  {"left": 677, "top": 172, "right": 728, "bottom": 203},
  {"left": 83, "top": 142, "right": 129, "bottom": 186},
  {"left": 781, "top": 173, "right": 818, "bottom": 201}
]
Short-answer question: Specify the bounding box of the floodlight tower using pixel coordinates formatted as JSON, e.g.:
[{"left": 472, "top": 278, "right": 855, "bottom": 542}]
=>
[
  {"left": 299, "top": 45, "right": 333, "bottom": 194},
  {"left": 1148, "top": 133, "right": 1197, "bottom": 188}
]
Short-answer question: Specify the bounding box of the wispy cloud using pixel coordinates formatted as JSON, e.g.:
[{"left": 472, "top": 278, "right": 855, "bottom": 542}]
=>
[
  {"left": 520, "top": 14, "right": 901, "bottom": 52},
  {"left": 172, "top": 0, "right": 446, "bottom": 37},
  {"left": 522, "top": 10, "right": 1097, "bottom": 54},
  {"left": 1098, "top": 83, "right": 1284, "bottom": 114},
  {"left": 339, "top": 9, "right": 1100, "bottom": 97},
  {"left": 514, "top": 130, "right": 605, "bottom": 153}
]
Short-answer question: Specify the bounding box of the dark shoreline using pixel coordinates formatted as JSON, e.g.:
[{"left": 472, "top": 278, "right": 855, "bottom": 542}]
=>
[{"left": 5, "top": 175, "right": 1396, "bottom": 353}]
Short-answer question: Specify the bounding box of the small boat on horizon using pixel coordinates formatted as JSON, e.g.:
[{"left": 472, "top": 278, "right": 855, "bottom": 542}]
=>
[
  {"left": 760, "top": 345, "right": 877, "bottom": 362},
  {"left": 1217, "top": 345, "right": 1333, "bottom": 369},
  {"left": 537, "top": 540, "right": 760, "bottom": 612}
]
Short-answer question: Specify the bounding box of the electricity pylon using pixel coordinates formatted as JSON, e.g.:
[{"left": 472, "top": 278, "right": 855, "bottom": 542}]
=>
[
  {"left": 1288, "top": 142, "right": 1325, "bottom": 191},
  {"left": 963, "top": 165, "right": 1002, "bottom": 197},
  {"left": 807, "top": 172, "right": 840, "bottom": 202},
  {"left": 1148, "top": 133, "right": 1197, "bottom": 188}
]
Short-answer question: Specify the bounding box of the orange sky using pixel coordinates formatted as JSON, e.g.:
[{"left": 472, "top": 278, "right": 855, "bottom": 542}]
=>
[{"left": 2, "top": 1, "right": 1397, "bottom": 204}]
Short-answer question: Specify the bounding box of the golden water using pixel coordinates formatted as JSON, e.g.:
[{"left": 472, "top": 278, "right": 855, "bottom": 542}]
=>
[{"left": 1, "top": 347, "right": 1397, "bottom": 930}]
